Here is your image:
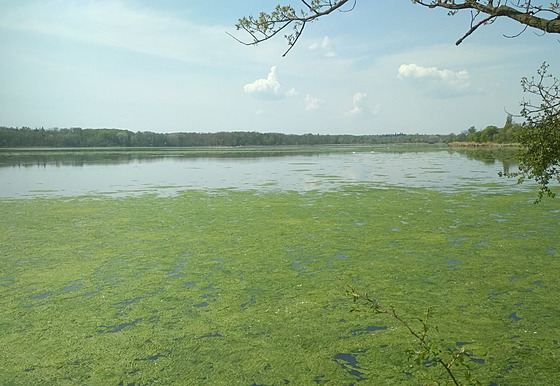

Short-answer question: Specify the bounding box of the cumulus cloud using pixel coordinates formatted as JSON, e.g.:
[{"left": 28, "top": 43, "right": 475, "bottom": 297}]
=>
[
  {"left": 397, "top": 63, "right": 471, "bottom": 96},
  {"left": 345, "top": 92, "right": 381, "bottom": 117},
  {"left": 244, "top": 67, "right": 299, "bottom": 100},
  {"left": 305, "top": 95, "right": 324, "bottom": 111},
  {"left": 347, "top": 92, "right": 368, "bottom": 116},
  {"left": 308, "top": 36, "right": 336, "bottom": 57},
  {"left": 244, "top": 66, "right": 281, "bottom": 99}
]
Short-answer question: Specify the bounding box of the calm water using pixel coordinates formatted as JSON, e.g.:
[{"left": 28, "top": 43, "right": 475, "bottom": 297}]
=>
[{"left": 0, "top": 149, "right": 524, "bottom": 198}]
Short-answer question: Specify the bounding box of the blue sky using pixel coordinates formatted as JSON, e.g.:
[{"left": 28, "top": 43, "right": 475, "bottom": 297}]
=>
[{"left": 0, "top": 0, "right": 558, "bottom": 135}]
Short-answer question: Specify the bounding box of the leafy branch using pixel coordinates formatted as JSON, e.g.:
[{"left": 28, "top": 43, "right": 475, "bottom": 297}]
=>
[
  {"left": 230, "top": 0, "right": 355, "bottom": 56},
  {"left": 501, "top": 62, "right": 560, "bottom": 202},
  {"left": 344, "top": 282, "right": 478, "bottom": 385},
  {"left": 233, "top": 1, "right": 560, "bottom": 56}
]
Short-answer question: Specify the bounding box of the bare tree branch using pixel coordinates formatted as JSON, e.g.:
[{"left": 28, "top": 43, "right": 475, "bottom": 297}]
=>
[
  {"left": 233, "top": 1, "right": 560, "bottom": 54},
  {"left": 455, "top": 14, "right": 496, "bottom": 45}
]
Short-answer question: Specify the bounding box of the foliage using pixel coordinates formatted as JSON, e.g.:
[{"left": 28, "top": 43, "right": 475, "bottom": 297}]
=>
[
  {"left": 233, "top": 1, "right": 355, "bottom": 56},
  {"left": 502, "top": 63, "right": 560, "bottom": 202},
  {"left": 234, "top": 1, "right": 560, "bottom": 54},
  {"left": 345, "top": 283, "right": 478, "bottom": 385},
  {"left": 0, "top": 125, "right": 520, "bottom": 148}
]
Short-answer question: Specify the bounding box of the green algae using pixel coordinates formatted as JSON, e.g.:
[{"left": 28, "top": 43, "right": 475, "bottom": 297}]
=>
[{"left": 0, "top": 187, "right": 558, "bottom": 385}]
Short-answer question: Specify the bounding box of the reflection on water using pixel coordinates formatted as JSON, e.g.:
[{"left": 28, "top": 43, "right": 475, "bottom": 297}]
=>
[
  {"left": 454, "top": 147, "right": 518, "bottom": 175},
  {"left": 0, "top": 148, "right": 525, "bottom": 198}
]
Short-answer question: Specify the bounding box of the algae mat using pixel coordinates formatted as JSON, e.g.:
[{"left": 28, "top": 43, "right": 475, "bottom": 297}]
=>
[{"left": 0, "top": 187, "right": 559, "bottom": 385}]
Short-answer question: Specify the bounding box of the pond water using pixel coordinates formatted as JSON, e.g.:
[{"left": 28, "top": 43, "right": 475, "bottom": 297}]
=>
[{"left": 0, "top": 148, "right": 524, "bottom": 198}]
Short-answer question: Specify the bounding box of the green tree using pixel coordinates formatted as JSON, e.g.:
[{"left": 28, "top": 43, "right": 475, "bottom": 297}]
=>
[
  {"left": 504, "top": 63, "right": 560, "bottom": 202},
  {"left": 479, "top": 125, "right": 499, "bottom": 143}
]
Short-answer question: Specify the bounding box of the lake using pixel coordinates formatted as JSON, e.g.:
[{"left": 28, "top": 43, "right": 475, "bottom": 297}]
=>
[
  {"left": 1, "top": 147, "right": 559, "bottom": 385},
  {"left": 0, "top": 147, "right": 524, "bottom": 198}
]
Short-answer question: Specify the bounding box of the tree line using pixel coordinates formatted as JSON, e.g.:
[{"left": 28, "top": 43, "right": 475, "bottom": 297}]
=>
[{"left": 0, "top": 119, "right": 521, "bottom": 148}]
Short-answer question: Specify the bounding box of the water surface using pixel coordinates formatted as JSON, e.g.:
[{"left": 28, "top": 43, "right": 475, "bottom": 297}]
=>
[{"left": 0, "top": 149, "right": 523, "bottom": 198}]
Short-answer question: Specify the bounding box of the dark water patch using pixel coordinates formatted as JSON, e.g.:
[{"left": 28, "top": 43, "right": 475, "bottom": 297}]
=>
[
  {"left": 334, "top": 252, "right": 350, "bottom": 260},
  {"left": 456, "top": 342, "right": 473, "bottom": 347},
  {"left": 0, "top": 276, "right": 15, "bottom": 281},
  {"left": 167, "top": 262, "right": 187, "bottom": 278},
  {"left": 508, "top": 312, "right": 523, "bottom": 322},
  {"left": 546, "top": 248, "right": 555, "bottom": 254},
  {"left": 198, "top": 333, "right": 223, "bottom": 339},
  {"left": 503, "top": 361, "right": 519, "bottom": 374},
  {"left": 184, "top": 281, "right": 197, "bottom": 288},
  {"left": 135, "top": 352, "right": 169, "bottom": 361},
  {"left": 312, "top": 375, "right": 326, "bottom": 384},
  {"left": 148, "top": 288, "right": 164, "bottom": 296},
  {"left": 194, "top": 302, "right": 209, "bottom": 308},
  {"left": 28, "top": 292, "right": 52, "bottom": 300},
  {"left": 322, "top": 298, "right": 348, "bottom": 311},
  {"left": 333, "top": 351, "right": 368, "bottom": 382},
  {"left": 24, "top": 368, "right": 36, "bottom": 372},
  {"left": 488, "top": 291, "right": 508, "bottom": 298},
  {"left": 350, "top": 326, "right": 387, "bottom": 336},
  {"left": 115, "top": 297, "right": 145, "bottom": 307},
  {"left": 470, "top": 357, "right": 486, "bottom": 364},
  {"left": 201, "top": 283, "right": 217, "bottom": 291},
  {"left": 291, "top": 261, "right": 313, "bottom": 268},
  {"left": 476, "top": 241, "right": 489, "bottom": 246},
  {"left": 81, "top": 290, "right": 100, "bottom": 297},
  {"left": 509, "top": 276, "right": 517, "bottom": 281},
  {"left": 533, "top": 281, "right": 544, "bottom": 286},
  {"left": 61, "top": 284, "right": 84, "bottom": 293},
  {"left": 241, "top": 296, "right": 257, "bottom": 309},
  {"left": 211, "top": 258, "right": 225, "bottom": 262},
  {"left": 98, "top": 318, "right": 142, "bottom": 333},
  {"left": 445, "top": 260, "right": 461, "bottom": 267},
  {"left": 448, "top": 237, "right": 468, "bottom": 242}
]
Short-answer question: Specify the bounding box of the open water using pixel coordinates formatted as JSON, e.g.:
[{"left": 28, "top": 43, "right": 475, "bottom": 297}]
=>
[{"left": 0, "top": 148, "right": 524, "bottom": 198}]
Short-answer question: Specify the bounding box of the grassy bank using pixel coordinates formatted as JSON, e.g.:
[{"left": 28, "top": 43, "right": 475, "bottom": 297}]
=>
[{"left": 1, "top": 188, "right": 558, "bottom": 385}]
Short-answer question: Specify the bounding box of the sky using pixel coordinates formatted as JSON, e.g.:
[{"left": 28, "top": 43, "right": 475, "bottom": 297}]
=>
[{"left": 0, "top": 0, "right": 559, "bottom": 135}]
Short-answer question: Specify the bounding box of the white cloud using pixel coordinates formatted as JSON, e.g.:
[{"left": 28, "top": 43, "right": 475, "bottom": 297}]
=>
[
  {"left": 309, "top": 36, "right": 336, "bottom": 57},
  {"left": 244, "top": 66, "right": 282, "bottom": 99},
  {"left": 397, "top": 63, "right": 471, "bottom": 96},
  {"left": 286, "top": 88, "right": 299, "bottom": 97},
  {"left": 305, "top": 95, "right": 324, "bottom": 111},
  {"left": 346, "top": 92, "right": 368, "bottom": 116}
]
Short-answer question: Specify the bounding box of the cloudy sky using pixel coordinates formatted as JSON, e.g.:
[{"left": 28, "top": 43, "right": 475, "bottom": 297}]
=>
[{"left": 1, "top": 1, "right": 558, "bottom": 135}]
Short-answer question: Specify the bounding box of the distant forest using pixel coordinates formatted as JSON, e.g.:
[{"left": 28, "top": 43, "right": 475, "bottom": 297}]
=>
[{"left": 0, "top": 117, "right": 520, "bottom": 148}]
